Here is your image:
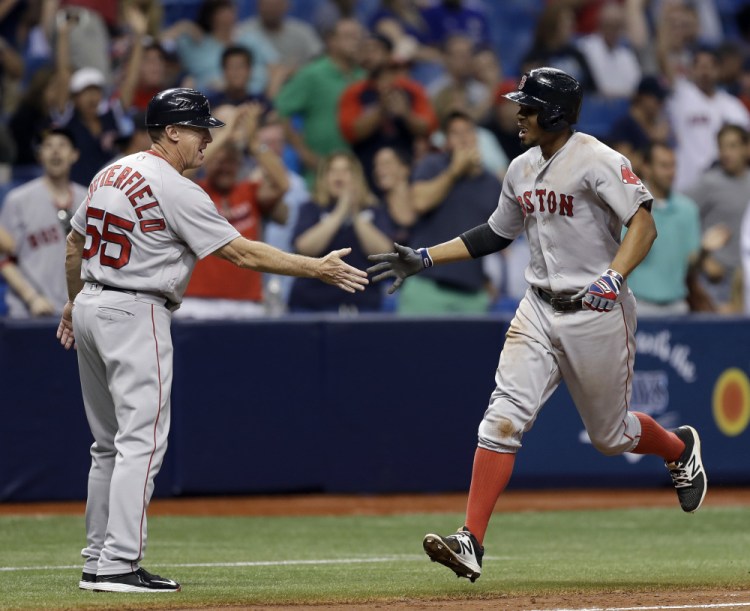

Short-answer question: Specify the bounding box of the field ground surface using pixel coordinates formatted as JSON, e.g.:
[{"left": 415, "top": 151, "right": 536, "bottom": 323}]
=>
[{"left": 0, "top": 488, "right": 748, "bottom": 610}]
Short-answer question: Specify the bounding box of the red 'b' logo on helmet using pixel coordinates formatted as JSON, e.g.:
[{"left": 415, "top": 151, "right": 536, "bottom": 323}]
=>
[
  {"left": 519, "top": 75, "right": 527, "bottom": 90},
  {"left": 620, "top": 164, "right": 642, "bottom": 185}
]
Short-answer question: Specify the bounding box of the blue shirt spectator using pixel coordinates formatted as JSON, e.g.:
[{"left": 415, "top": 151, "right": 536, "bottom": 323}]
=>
[
  {"left": 420, "top": 0, "right": 491, "bottom": 47},
  {"left": 625, "top": 143, "right": 702, "bottom": 315},
  {"left": 174, "top": 0, "right": 279, "bottom": 96},
  {"left": 289, "top": 152, "right": 393, "bottom": 313},
  {"left": 62, "top": 68, "right": 128, "bottom": 186},
  {"left": 408, "top": 150, "right": 499, "bottom": 293},
  {"left": 607, "top": 76, "right": 672, "bottom": 175},
  {"left": 399, "top": 111, "right": 500, "bottom": 314}
]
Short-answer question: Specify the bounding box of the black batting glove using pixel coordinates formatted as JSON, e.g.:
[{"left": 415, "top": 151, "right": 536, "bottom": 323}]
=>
[{"left": 367, "top": 243, "right": 433, "bottom": 294}]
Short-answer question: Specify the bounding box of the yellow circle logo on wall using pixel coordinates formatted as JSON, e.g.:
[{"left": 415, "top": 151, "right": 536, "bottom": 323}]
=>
[{"left": 712, "top": 368, "right": 750, "bottom": 437}]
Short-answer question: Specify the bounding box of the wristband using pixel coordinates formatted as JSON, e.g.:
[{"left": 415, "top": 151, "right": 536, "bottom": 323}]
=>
[
  {"left": 604, "top": 268, "right": 624, "bottom": 288},
  {"left": 417, "top": 247, "right": 433, "bottom": 268}
]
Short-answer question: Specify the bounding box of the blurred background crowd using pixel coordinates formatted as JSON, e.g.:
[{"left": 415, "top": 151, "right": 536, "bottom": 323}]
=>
[{"left": 2, "top": 0, "right": 750, "bottom": 319}]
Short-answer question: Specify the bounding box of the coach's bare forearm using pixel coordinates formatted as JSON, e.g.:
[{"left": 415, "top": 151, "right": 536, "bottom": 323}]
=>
[
  {"left": 65, "top": 230, "right": 86, "bottom": 302},
  {"left": 215, "top": 236, "right": 321, "bottom": 278}
]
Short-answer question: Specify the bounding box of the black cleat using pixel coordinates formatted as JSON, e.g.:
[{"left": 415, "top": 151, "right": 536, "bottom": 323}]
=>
[
  {"left": 93, "top": 567, "right": 180, "bottom": 593},
  {"left": 423, "top": 526, "right": 483, "bottom": 582},
  {"left": 666, "top": 425, "right": 707, "bottom": 513},
  {"left": 78, "top": 571, "right": 97, "bottom": 591}
]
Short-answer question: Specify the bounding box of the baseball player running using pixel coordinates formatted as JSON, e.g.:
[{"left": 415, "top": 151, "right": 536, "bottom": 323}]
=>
[
  {"left": 57, "top": 88, "right": 368, "bottom": 593},
  {"left": 368, "top": 68, "right": 707, "bottom": 582}
]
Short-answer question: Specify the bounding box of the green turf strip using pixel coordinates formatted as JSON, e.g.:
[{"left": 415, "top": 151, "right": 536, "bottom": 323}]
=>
[{"left": 0, "top": 507, "right": 747, "bottom": 609}]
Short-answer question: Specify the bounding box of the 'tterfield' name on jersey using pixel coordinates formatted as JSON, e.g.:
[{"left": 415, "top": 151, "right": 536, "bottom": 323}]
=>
[{"left": 86, "top": 164, "right": 165, "bottom": 229}]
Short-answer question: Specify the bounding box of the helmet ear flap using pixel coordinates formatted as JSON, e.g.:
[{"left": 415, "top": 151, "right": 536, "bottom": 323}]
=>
[{"left": 537, "top": 105, "right": 568, "bottom": 131}]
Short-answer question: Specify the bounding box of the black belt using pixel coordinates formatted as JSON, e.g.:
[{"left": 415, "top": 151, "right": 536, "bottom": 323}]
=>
[
  {"left": 101, "top": 284, "right": 135, "bottom": 296},
  {"left": 533, "top": 286, "right": 583, "bottom": 312},
  {"left": 101, "top": 284, "right": 172, "bottom": 309}
]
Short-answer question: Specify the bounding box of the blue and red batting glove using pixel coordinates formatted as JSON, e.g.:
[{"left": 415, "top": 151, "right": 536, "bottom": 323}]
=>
[{"left": 583, "top": 268, "right": 624, "bottom": 312}]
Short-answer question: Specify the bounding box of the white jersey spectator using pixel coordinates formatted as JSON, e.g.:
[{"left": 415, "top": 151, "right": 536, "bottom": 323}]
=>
[
  {"left": 741, "top": 203, "right": 750, "bottom": 314},
  {"left": 238, "top": 0, "right": 323, "bottom": 73},
  {"left": 576, "top": 2, "right": 641, "bottom": 98},
  {"left": 688, "top": 125, "right": 750, "bottom": 309},
  {"left": 667, "top": 48, "right": 750, "bottom": 193},
  {"left": 0, "top": 129, "right": 87, "bottom": 317},
  {"left": 258, "top": 121, "right": 310, "bottom": 307}
]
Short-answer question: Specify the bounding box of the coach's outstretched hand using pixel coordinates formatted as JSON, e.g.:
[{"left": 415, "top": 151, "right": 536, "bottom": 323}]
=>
[
  {"left": 367, "top": 243, "right": 432, "bottom": 294},
  {"left": 318, "top": 247, "right": 370, "bottom": 293}
]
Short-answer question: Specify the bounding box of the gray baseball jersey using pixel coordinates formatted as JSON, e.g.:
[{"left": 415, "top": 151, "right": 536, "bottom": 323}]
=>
[
  {"left": 489, "top": 132, "right": 653, "bottom": 294},
  {"left": 71, "top": 149, "right": 239, "bottom": 577},
  {"left": 70, "top": 150, "right": 240, "bottom": 304},
  {"left": 0, "top": 177, "right": 88, "bottom": 317},
  {"left": 478, "top": 133, "right": 652, "bottom": 456}
]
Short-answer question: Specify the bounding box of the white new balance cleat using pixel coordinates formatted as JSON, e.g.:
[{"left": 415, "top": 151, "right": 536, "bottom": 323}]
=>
[{"left": 423, "top": 526, "right": 483, "bottom": 582}]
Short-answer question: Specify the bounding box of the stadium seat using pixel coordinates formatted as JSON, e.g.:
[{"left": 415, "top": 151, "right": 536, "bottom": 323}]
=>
[{"left": 576, "top": 95, "right": 630, "bottom": 141}]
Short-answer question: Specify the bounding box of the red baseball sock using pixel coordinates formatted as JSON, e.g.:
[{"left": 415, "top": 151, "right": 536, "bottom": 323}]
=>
[
  {"left": 464, "top": 447, "right": 516, "bottom": 545},
  {"left": 631, "top": 412, "right": 685, "bottom": 462}
]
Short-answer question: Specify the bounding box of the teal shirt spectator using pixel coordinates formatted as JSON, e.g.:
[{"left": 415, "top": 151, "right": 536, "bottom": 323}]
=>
[
  {"left": 624, "top": 194, "right": 701, "bottom": 304},
  {"left": 176, "top": 31, "right": 279, "bottom": 95},
  {"left": 275, "top": 56, "right": 364, "bottom": 182}
]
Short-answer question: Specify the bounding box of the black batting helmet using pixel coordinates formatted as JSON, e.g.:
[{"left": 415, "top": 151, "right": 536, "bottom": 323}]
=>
[
  {"left": 503, "top": 68, "right": 582, "bottom": 132},
  {"left": 145, "top": 88, "right": 225, "bottom": 129}
]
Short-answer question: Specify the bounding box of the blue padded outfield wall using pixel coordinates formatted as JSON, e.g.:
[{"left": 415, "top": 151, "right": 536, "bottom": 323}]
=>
[{"left": 1, "top": 315, "right": 749, "bottom": 501}]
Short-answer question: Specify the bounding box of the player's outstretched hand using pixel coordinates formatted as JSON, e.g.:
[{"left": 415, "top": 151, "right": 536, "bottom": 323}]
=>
[
  {"left": 367, "top": 243, "right": 432, "bottom": 294},
  {"left": 583, "top": 268, "right": 623, "bottom": 313},
  {"left": 318, "top": 247, "right": 369, "bottom": 293},
  {"left": 56, "top": 300, "right": 76, "bottom": 350}
]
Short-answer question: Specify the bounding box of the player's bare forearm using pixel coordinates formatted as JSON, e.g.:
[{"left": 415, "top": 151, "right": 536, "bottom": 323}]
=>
[
  {"left": 366, "top": 238, "right": 471, "bottom": 294},
  {"left": 610, "top": 205, "right": 657, "bottom": 278},
  {"left": 426, "top": 237, "right": 473, "bottom": 265},
  {"left": 65, "top": 230, "right": 86, "bottom": 302}
]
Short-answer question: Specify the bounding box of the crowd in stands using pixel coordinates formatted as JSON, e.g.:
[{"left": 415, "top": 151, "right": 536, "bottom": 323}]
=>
[{"left": 2, "top": 0, "right": 750, "bottom": 318}]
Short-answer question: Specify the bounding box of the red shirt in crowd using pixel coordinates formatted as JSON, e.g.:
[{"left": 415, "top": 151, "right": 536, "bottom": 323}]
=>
[{"left": 186, "top": 179, "right": 264, "bottom": 302}]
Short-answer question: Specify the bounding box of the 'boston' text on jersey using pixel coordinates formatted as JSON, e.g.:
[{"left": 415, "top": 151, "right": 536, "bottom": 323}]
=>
[{"left": 516, "top": 190, "right": 575, "bottom": 217}]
